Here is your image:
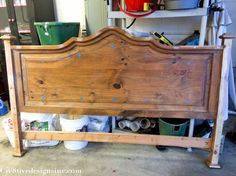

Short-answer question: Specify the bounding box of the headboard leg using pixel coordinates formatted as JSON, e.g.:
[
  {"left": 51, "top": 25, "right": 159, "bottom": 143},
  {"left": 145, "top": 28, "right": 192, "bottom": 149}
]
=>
[
  {"left": 12, "top": 112, "right": 26, "bottom": 157},
  {"left": 207, "top": 35, "right": 235, "bottom": 168},
  {"left": 0, "top": 35, "right": 26, "bottom": 157}
]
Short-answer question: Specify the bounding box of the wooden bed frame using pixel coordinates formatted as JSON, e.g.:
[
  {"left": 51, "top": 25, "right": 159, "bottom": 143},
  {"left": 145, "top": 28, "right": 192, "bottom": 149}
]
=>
[{"left": 0, "top": 27, "right": 235, "bottom": 168}]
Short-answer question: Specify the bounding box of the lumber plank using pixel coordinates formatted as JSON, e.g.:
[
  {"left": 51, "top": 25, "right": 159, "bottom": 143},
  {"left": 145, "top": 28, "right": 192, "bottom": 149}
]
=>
[{"left": 23, "top": 131, "right": 211, "bottom": 149}]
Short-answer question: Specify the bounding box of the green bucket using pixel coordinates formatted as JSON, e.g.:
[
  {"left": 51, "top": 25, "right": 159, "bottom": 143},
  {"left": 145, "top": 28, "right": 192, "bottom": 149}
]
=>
[
  {"left": 34, "top": 22, "right": 80, "bottom": 45},
  {"left": 159, "top": 118, "right": 190, "bottom": 136}
]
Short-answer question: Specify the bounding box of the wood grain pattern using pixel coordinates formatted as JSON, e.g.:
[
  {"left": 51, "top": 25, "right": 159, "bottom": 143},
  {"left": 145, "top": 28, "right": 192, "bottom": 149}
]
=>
[
  {"left": 207, "top": 37, "right": 233, "bottom": 168},
  {"left": 11, "top": 27, "right": 223, "bottom": 119},
  {"left": 23, "top": 131, "right": 211, "bottom": 149},
  {"left": 0, "top": 35, "right": 25, "bottom": 156}
]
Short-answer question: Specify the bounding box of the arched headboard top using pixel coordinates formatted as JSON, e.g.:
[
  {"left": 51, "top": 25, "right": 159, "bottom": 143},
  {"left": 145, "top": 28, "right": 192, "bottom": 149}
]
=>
[{"left": 11, "top": 27, "right": 223, "bottom": 53}]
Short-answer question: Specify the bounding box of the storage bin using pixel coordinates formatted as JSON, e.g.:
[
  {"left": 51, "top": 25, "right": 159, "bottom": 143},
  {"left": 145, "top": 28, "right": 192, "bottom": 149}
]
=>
[
  {"left": 159, "top": 118, "right": 189, "bottom": 136},
  {"left": 60, "top": 115, "right": 89, "bottom": 150},
  {"left": 34, "top": 22, "right": 80, "bottom": 45}
]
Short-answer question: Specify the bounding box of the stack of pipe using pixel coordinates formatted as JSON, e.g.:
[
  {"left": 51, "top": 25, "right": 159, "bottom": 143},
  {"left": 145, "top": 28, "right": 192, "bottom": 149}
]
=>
[{"left": 118, "top": 118, "right": 156, "bottom": 132}]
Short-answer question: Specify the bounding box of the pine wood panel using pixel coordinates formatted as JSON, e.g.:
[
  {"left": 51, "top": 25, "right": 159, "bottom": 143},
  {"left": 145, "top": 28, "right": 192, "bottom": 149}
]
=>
[{"left": 11, "top": 27, "right": 223, "bottom": 119}]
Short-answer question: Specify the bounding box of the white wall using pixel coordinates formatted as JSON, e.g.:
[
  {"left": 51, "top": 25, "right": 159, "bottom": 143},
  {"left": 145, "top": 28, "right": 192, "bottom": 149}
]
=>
[
  {"left": 225, "top": 0, "right": 236, "bottom": 66},
  {"left": 127, "top": 17, "right": 201, "bottom": 44},
  {"left": 53, "top": 0, "right": 85, "bottom": 30}
]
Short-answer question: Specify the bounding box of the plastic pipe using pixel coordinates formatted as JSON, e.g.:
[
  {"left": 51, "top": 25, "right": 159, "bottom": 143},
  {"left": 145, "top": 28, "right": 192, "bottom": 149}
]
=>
[
  {"left": 118, "top": 120, "right": 141, "bottom": 132},
  {"left": 138, "top": 118, "right": 151, "bottom": 129},
  {"left": 118, "top": 118, "right": 156, "bottom": 132},
  {"left": 130, "top": 121, "right": 141, "bottom": 132},
  {"left": 150, "top": 119, "right": 156, "bottom": 128},
  {"left": 118, "top": 120, "right": 131, "bottom": 129}
]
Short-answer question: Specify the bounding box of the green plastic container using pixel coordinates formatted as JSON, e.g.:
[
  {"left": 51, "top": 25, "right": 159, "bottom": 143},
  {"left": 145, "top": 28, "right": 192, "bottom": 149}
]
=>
[
  {"left": 159, "top": 118, "right": 189, "bottom": 136},
  {"left": 34, "top": 22, "right": 80, "bottom": 45}
]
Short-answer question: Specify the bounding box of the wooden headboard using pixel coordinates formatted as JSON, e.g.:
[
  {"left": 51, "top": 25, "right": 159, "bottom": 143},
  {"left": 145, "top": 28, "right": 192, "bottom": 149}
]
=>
[
  {"left": 12, "top": 28, "right": 222, "bottom": 118},
  {"left": 1, "top": 27, "right": 234, "bottom": 168}
]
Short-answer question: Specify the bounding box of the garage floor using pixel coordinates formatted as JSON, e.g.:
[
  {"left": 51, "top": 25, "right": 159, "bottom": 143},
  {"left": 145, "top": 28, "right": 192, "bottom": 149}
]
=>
[{"left": 0, "top": 113, "right": 236, "bottom": 176}]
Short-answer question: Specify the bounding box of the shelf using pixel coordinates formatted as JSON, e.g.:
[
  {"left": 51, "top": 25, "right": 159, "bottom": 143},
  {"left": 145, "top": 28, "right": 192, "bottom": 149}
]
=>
[
  {"left": 0, "top": 5, "right": 26, "bottom": 7},
  {"left": 108, "top": 8, "right": 208, "bottom": 19},
  {"left": 0, "top": 29, "right": 30, "bottom": 34}
]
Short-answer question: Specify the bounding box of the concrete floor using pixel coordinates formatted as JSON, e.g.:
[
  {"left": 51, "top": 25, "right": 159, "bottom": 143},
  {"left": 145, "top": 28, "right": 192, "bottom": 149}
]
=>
[{"left": 0, "top": 113, "right": 236, "bottom": 176}]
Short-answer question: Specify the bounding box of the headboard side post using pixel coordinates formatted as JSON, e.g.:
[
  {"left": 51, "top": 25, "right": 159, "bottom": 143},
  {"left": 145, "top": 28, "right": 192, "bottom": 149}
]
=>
[
  {"left": 0, "top": 35, "right": 25, "bottom": 156},
  {"left": 207, "top": 34, "right": 236, "bottom": 168},
  {"left": 220, "top": 34, "right": 236, "bottom": 46}
]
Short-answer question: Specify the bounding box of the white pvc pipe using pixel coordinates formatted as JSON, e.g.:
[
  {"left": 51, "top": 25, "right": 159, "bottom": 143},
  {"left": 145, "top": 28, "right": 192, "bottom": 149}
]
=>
[
  {"left": 118, "top": 118, "right": 157, "bottom": 132},
  {"left": 118, "top": 120, "right": 141, "bottom": 132},
  {"left": 130, "top": 121, "right": 141, "bottom": 132},
  {"left": 138, "top": 119, "right": 151, "bottom": 129},
  {"left": 118, "top": 120, "right": 131, "bottom": 129}
]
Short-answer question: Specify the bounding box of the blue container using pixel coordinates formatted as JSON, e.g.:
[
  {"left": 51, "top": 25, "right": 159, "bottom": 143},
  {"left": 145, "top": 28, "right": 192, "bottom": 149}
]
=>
[
  {"left": 164, "top": 0, "right": 199, "bottom": 10},
  {"left": 0, "top": 98, "right": 8, "bottom": 116}
]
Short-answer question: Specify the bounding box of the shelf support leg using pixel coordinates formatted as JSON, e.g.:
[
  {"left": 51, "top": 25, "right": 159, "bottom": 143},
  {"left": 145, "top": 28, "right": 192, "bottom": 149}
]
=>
[
  {"left": 5, "top": 0, "right": 20, "bottom": 44},
  {"left": 187, "top": 118, "right": 195, "bottom": 152},
  {"left": 199, "top": 0, "right": 210, "bottom": 46},
  {"left": 190, "top": 0, "right": 210, "bottom": 153},
  {"left": 108, "top": 0, "right": 114, "bottom": 26}
]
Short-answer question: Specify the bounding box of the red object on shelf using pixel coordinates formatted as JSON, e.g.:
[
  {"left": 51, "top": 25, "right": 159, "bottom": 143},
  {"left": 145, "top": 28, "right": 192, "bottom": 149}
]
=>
[
  {"left": 112, "top": 0, "right": 120, "bottom": 11},
  {"left": 125, "top": 0, "right": 153, "bottom": 11},
  {"left": 117, "top": 0, "right": 157, "bottom": 18}
]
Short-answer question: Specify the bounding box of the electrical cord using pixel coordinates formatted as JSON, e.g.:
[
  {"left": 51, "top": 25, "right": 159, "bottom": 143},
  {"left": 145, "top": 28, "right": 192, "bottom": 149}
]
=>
[{"left": 126, "top": 18, "right": 136, "bottom": 29}]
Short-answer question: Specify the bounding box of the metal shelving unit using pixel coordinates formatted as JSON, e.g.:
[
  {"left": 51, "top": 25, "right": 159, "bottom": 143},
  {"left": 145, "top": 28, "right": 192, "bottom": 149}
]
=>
[
  {"left": 0, "top": 0, "right": 55, "bottom": 44},
  {"left": 109, "top": 7, "right": 208, "bottom": 18},
  {"left": 107, "top": 0, "right": 210, "bottom": 46},
  {"left": 107, "top": 0, "right": 211, "bottom": 149}
]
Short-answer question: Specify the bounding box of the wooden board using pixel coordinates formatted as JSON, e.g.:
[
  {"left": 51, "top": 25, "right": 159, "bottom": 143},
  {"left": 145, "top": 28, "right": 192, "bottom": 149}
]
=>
[
  {"left": 11, "top": 27, "right": 223, "bottom": 119},
  {"left": 23, "top": 131, "right": 211, "bottom": 149}
]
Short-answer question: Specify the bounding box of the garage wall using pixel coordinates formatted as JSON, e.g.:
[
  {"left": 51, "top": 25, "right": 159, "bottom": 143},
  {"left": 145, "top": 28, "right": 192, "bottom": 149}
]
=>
[
  {"left": 53, "top": 0, "right": 85, "bottom": 30},
  {"left": 225, "top": 0, "right": 236, "bottom": 66},
  {"left": 84, "top": 0, "right": 108, "bottom": 35}
]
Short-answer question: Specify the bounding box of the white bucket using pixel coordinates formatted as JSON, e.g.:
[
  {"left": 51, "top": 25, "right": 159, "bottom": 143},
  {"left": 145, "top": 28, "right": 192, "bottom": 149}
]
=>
[{"left": 60, "top": 115, "right": 89, "bottom": 150}]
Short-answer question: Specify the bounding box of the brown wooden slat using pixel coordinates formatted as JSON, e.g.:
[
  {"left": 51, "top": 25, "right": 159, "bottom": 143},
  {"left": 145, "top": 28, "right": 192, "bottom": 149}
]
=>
[
  {"left": 23, "top": 131, "right": 211, "bottom": 149},
  {"left": 20, "top": 106, "right": 216, "bottom": 119}
]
